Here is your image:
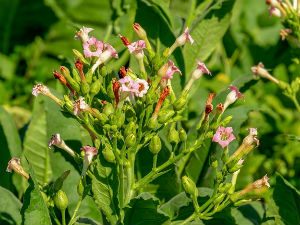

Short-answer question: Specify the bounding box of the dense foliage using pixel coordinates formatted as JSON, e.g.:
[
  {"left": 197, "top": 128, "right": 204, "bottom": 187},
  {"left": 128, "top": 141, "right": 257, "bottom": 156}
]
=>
[{"left": 0, "top": 0, "right": 299, "bottom": 225}]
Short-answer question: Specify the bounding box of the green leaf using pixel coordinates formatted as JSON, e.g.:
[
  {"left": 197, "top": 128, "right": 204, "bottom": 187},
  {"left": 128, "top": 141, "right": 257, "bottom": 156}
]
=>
[
  {"left": 22, "top": 97, "right": 52, "bottom": 185},
  {"left": 266, "top": 173, "right": 300, "bottom": 225},
  {"left": 21, "top": 165, "right": 52, "bottom": 225},
  {"left": 183, "top": 0, "right": 236, "bottom": 77},
  {"left": 91, "top": 154, "right": 119, "bottom": 224},
  {"left": 0, "top": 186, "right": 22, "bottom": 225},
  {"left": 0, "top": 105, "right": 22, "bottom": 189},
  {"left": 124, "top": 192, "right": 169, "bottom": 225}
]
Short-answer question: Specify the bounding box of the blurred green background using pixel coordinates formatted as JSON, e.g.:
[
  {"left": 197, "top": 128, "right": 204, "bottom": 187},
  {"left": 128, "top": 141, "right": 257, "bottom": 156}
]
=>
[{"left": 0, "top": 0, "right": 299, "bottom": 192}]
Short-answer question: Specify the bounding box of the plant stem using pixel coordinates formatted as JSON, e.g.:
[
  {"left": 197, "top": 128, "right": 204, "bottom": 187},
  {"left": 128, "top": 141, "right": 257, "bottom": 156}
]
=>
[
  {"left": 68, "top": 197, "right": 83, "bottom": 225},
  {"left": 182, "top": 212, "right": 197, "bottom": 225},
  {"left": 292, "top": 95, "right": 300, "bottom": 113},
  {"left": 153, "top": 154, "right": 158, "bottom": 169},
  {"left": 61, "top": 209, "right": 66, "bottom": 225}
]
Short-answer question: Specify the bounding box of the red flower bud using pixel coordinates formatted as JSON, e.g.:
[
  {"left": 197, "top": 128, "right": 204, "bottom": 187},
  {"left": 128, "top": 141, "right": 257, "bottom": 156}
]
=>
[
  {"left": 118, "top": 34, "right": 131, "bottom": 46},
  {"left": 112, "top": 78, "right": 120, "bottom": 106}
]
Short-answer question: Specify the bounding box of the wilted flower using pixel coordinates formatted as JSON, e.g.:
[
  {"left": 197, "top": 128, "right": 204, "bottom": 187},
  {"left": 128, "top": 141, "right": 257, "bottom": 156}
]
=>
[
  {"left": 223, "top": 85, "right": 245, "bottom": 110},
  {"left": 48, "top": 133, "right": 75, "bottom": 157},
  {"left": 212, "top": 126, "right": 236, "bottom": 148},
  {"left": 32, "top": 84, "right": 62, "bottom": 106},
  {"left": 280, "top": 28, "right": 292, "bottom": 41},
  {"left": 74, "top": 26, "right": 94, "bottom": 42},
  {"left": 176, "top": 27, "right": 194, "bottom": 46},
  {"left": 239, "top": 175, "right": 270, "bottom": 195},
  {"left": 112, "top": 78, "right": 121, "bottom": 106},
  {"left": 153, "top": 86, "right": 170, "bottom": 118},
  {"left": 251, "top": 62, "right": 279, "bottom": 84},
  {"left": 162, "top": 60, "right": 182, "bottom": 81},
  {"left": 118, "top": 34, "right": 131, "bottom": 46},
  {"left": 135, "top": 78, "right": 149, "bottom": 97},
  {"left": 6, "top": 158, "right": 29, "bottom": 180},
  {"left": 81, "top": 146, "right": 98, "bottom": 176},
  {"left": 32, "top": 83, "right": 51, "bottom": 97},
  {"left": 183, "top": 61, "right": 211, "bottom": 92},
  {"left": 73, "top": 97, "right": 89, "bottom": 115},
  {"left": 83, "top": 37, "right": 104, "bottom": 58}
]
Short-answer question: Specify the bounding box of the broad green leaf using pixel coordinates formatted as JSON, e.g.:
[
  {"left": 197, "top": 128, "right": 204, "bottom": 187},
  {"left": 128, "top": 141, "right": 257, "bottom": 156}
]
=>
[
  {"left": 21, "top": 165, "right": 52, "bottom": 225},
  {"left": 0, "top": 105, "right": 22, "bottom": 189},
  {"left": 124, "top": 192, "right": 169, "bottom": 225},
  {"left": 266, "top": 173, "right": 300, "bottom": 225},
  {"left": 0, "top": 186, "right": 22, "bottom": 225},
  {"left": 22, "top": 97, "right": 52, "bottom": 184},
  {"left": 92, "top": 154, "right": 119, "bottom": 224},
  {"left": 183, "top": 0, "right": 236, "bottom": 77}
]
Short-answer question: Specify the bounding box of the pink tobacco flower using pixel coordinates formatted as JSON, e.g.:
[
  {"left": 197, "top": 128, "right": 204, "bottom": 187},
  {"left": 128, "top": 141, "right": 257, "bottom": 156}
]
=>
[
  {"left": 280, "top": 28, "right": 292, "bottom": 41},
  {"left": 196, "top": 60, "right": 211, "bottom": 75},
  {"left": 32, "top": 84, "right": 51, "bottom": 97},
  {"left": 73, "top": 97, "right": 89, "bottom": 115},
  {"left": 83, "top": 37, "right": 104, "bottom": 58},
  {"left": 81, "top": 146, "right": 98, "bottom": 176},
  {"left": 74, "top": 26, "right": 94, "bottom": 42},
  {"left": 252, "top": 174, "right": 270, "bottom": 188},
  {"left": 212, "top": 126, "right": 236, "bottom": 148},
  {"left": 176, "top": 27, "right": 194, "bottom": 46},
  {"left": 48, "top": 133, "right": 63, "bottom": 148},
  {"left": 251, "top": 62, "right": 279, "bottom": 84},
  {"left": 135, "top": 78, "right": 149, "bottom": 97},
  {"left": 162, "top": 60, "right": 182, "bottom": 81},
  {"left": 268, "top": 6, "right": 281, "bottom": 18},
  {"left": 6, "top": 158, "right": 29, "bottom": 180},
  {"left": 104, "top": 43, "right": 118, "bottom": 59},
  {"left": 127, "top": 40, "right": 146, "bottom": 54},
  {"left": 229, "top": 85, "right": 245, "bottom": 100},
  {"left": 119, "top": 76, "right": 139, "bottom": 95}
]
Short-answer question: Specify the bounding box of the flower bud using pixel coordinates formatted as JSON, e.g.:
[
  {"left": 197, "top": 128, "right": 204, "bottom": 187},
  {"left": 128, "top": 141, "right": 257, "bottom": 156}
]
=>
[
  {"left": 77, "top": 179, "right": 84, "bottom": 197},
  {"left": 125, "top": 134, "right": 136, "bottom": 148},
  {"left": 168, "top": 125, "right": 179, "bottom": 144},
  {"left": 72, "top": 68, "right": 81, "bottom": 83},
  {"left": 73, "top": 49, "right": 90, "bottom": 65},
  {"left": 182, "top": 176, "right": 198, "bottom": 196},
  {"left": 90, "top": 79, "right": 101, "bottom": 95},
  {"left": 179, "top": 128, "right": 187, "bottom": 142},
  {"left": 95, "top": 113, "right": 108, "bottom": 125},
  {"left": 54, "top": 190, "right": 68, "bottom": 211},
  {"left": 60, "top": 66, "right": 80, "bottom": 92},
  {"left": 173, "top": 97, "right": 187, "bottom": 111},
  {"left": 157, "top": 63, "right": 169, "bottom": 77},
  {"left": 157, "top": 109, "right": 175, "bottom": 124},
  {"left": 133, "top": 23, "right": 147, "bottom": 40},
  {"left": 149, "top": 135, "right": 161, "bottom": 154}
]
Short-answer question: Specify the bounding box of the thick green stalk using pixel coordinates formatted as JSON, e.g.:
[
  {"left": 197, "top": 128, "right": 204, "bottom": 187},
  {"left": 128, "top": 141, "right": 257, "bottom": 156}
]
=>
[{"left": 68, "top": 197, "right": 83, "bottom": 225}]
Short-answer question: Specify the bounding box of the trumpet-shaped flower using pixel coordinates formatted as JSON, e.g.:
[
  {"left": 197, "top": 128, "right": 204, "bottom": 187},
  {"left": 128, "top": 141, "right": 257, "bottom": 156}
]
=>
[
  {"left": 74, "top": 26, "right": 94, "bottom": 42},
  {"left": 176, "top": 27, "right": 194, "bottom": 46},
  {"left": 83, "top": 37, "right": 104, "bottom": 58},
  {"left": 162, "top": 60, "right": 182, "bottom": 81},
  {"left": 73, "top": 97, "right": 89, "bottom": 115},
  {"left": 127, "top": 40, "right": 146, "bottom": 54},
  {"left": 212, "top": 126, "right": 236, "bottom": 148},
  {"left": 135, "top": 78, "right": 149, "bottom": 97}
]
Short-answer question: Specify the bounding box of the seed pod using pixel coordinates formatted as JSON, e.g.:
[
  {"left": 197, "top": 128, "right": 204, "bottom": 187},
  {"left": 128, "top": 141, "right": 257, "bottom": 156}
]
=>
[
  {"left": 158, "top": 109, "right": 175, "bottom": 124},
  {"left": 182, "top": 176, "right": 198, "bottom": 197},
  {"left": 179, "top": 128, "right": 187, "bottom": 142},
  {"left": 168, "top": 125, "right": 179, "bottom": 144},
  {"left": 124, "top": 121, "right": 137, "bottom": 137},
  {"left": 60, "top": 66, "right": 80, "bottom": 92},
  {"left": 102, "top": 145, "right": 116, "bottom": 163},
  {"left": 103, "top": 103, "right": 114, "bottom": 116},
  {"left": 148, "top": 117, "right": 159, "bottom": 130},
  {"left": 218, "top": 183, "right": 232, "bottom": 193},
  {"left": 107, "top": 81, "right": 115, "bottom": 99},
  {"left": 63, "top": 95, "right": 74, "bottom": 112},
  {"left": 149, "top": 135, "right": 161, "bottom": 154},
  {"left": 81, "top": 82, "right": 90, "bottom": 95},
  {"left": 77, "top": 179, "right": 84, "bottom": 197},
  {"left": 85, "top": 69, "right": 93, "bottom": 84},
  {"left": 54, "top": 190, "right": 68, "bottom": 211},
  {"left": 125, "top": 134, "right": 136, "bottom": 148},
  {"left": 90, "top": 79, "right": 101, "bottom": 95},
  {"left": 173, "top": 97, "right": 187, "bottom": 111}
]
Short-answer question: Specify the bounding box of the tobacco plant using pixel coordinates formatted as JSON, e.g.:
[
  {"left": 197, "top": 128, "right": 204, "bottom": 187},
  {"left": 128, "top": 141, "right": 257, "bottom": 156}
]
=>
[{"left": 4, "top": 23, "right": 273, "bottom": 225}]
